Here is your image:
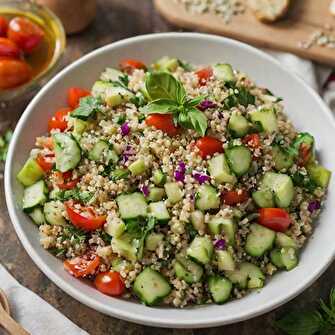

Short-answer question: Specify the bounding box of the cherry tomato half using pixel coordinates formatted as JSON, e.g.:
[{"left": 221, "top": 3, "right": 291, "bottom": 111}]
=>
[
  {"left": 195, "top": 136, "right": 224, "bottom": 159},
  {"left": 242, "top": 133, "right": 261, "bottom": 149},
  {"left": 65, "top": 201, "right": 107, "bottom": 231},
  {"left": 36, "top": 153, "right": 54, "bottom": 172},
  {"left": 145, "top": 114, "right": 181, "bottom": 136},
  {"left": 48, "top": 107, "right": 72, "bottom": 132},
  {"left": 0, "top": 37, "right": 21, "bottom": 59},
  {"left": 0, "top": 16, "right": 8, "bottom": 37},
  {"left": 8, "top": 17, "right": 44, "bottom": 54},
  {"left": 64, "top": 253, "right": 100, "bottom": 278},
  {"left": 222, "top": 190, "right": 249, "bottom": 206},
  {"left": 94, "top": 271, "right": 125, "bottom": 297},
  {"left": 54, "top": 171, "right": 79, "bottom": 190},
  {"left": 195, "top": 67, "right": 213, "bottom": 86},
  {"left": 67, "top": 87, "right": 90, "bottom": 109},
  {"left": 119, "top": 59, "right": 147, "bottom": 74},
  {"left": 0, "top": 57, "right": 31, "bottom": 89},
  {"left": 298, "top": 143, "right": 312, "bottom": 167},
  {"left": 258, "top": 208, "right": 291, "bottom": 232}
]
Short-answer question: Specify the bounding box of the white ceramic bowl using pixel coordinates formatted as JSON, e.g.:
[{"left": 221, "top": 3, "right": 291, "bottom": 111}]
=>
[{"left": 5, "top": 33, "right": 335, "bottom": 328}]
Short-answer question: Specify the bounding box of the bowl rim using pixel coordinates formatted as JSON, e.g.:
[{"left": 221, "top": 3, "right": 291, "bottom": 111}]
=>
[{"left": 5, "top": 32, "right": 335, "bottom": 328}]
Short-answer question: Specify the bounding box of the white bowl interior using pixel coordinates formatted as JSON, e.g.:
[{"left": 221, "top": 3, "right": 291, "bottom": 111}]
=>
[{"left": 5, "top": 33, "right": 335, "bottom": 328}]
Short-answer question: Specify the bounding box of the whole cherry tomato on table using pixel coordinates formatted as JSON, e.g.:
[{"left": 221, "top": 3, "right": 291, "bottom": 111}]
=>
[
  {"left": 94, "top": 271, "right": 125, "bottom": 296},
  {"left": 64, "top": 253, "right": 100, "bottom": 278},
  {"left": 8, "top": 17, "right": 44, "bottom": 54},
  {"left": 145, "top": 114, "right": 181, "bottom": 136},
  {"left": 120, "top": 59, "right": 147, "bottom": 74},
  {"left": 222, "top": 190, "right": 249, "bottom": 206},
  {"left": 67, "top": 87, "right": 90, "bottom": 109},
  {"left": 258, "top": 208, "right": 291, "bottom": 232},
  {"left": 195, "top": 136, "right": 224, "bottom": 159},
  {"left": 48, "top": 107, "right": 72, "bottom": 132},
  {"left": 195, "top": 67, "right": 213, "bottom": 86},
  {"left": 0, "top": 37, "right": 21, "bottom": 58},
  {"left": 0, "top": 57, "right": 31, "bottom": 89},
  {"left": 0, "top": 16, "right": 8, "bottom": 37}
]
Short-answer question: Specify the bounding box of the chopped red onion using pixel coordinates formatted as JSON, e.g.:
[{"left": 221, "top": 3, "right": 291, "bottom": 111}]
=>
[
  {"left": 140, "top": 185, "right": 150, "bottom": 197},
  {"left": 198, "top": 100, "right": 217, "bottom": 111},
  {"left": 120, "top": 122, "right": 130, "bottom": 136},
  {"left": 192, "top": 171, "right": 210, "bottom": 184},
  {"left": 308, "top": 200, "right": 321, "bottom": 213},
  {"left": 214, "top": 239, "right": 226, "bottom": 250},
  {"left": 174, "top": 161, "right": 186, "bottom": 182},
  {"left": 178, "top": 161, "right": 186, "bottom": 173},
  {"left": 121, "top": 145, "right": 135, "bottom": 164}
]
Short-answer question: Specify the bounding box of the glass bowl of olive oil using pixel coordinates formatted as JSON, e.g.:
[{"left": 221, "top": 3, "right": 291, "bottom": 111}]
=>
[{"left": 0, "top": 0, "right": 66, "bottom": 103}]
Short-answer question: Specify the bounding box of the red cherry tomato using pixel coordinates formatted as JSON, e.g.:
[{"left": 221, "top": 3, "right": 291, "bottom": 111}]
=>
[
  {"left": 64, "top": 253, "right": 100, "bottom": 278},
  {"left": 48, "top": 107, "right": 72, "bottom": 132},
  {"left": 259, "top": 208, "right": 291, "bottom": 232},
  {"left": 195, "top": 67, "right": 213, "bottom": 86},
  {"left": 145, "top": 114, "right": 181, "bottom": 136},
  {"left": 67, "top": 87, "right": 90, "bottom": 109},
  {"left": 54, "top": 171, "right": 79, "bottom": 190},
  {"left": 222, "top": 190, "right": 249, "bottom": 206},
  {"left": 0, "top": 57, "right": 31, "bottom": 89},
  {"left": 298, "top": 143, "right": 312, "bottom": 167},
  {"left": 0, "top": 37, "right": 21, "bottom": 59},
  {"left": 36, "top": 153, "right": 54, "bottom": 172},
  {"left": 0, "top": 16, "right": 8, "bottom": 37},
  {"left": 242, "top": 133, "right": 261, "bottom": 149},
  {"left": 65, "top": 201, "right": 107, "bottom": 231},
  {"left": 119, "top": 59, "right": 147, "bottom": 74},
  {"left": 94, "top": 271, "right": 125, "bottom": 297},
  {"left": 195, "top": 136, "right": 224, "bottom": 159},
  {"left": 8, "top": 17, "right": 44, "bottom": 54}
]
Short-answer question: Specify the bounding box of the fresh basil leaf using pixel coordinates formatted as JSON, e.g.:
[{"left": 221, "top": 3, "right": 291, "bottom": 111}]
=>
[
  {"left": 186, "top": 95, "right": 206, "bottom": 107},
  {"left": 140, "top": 99, "right": 180, "bottom": 115},
  {"left": 72, "top": 96, "right": 102, "bottom": 120},
  {"left": 187, "top": 107, "right": 208, "bottom": 136},
  {"left": 145, "top": 72, "right": 186, "bottom": 104}
]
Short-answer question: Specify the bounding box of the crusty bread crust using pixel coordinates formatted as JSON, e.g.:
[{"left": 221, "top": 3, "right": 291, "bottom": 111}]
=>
[{"left": 248, "top": 0, "right": 290, "bottom": 23}]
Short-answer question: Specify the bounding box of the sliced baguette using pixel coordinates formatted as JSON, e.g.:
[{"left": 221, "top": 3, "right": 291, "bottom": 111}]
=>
[{"left": 248, "top": 0, "right": 290, "bottom": 23}]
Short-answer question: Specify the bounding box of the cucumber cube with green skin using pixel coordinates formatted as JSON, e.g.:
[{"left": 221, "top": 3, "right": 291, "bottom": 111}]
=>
[
  {"left": 147, "top": 187, "right": 165, "bottom": 202},
  {"left": 148, "top": 201, "right": 170, "bottom": 221},
  {"left": 275, "top": 232, "right": 297, "bottom": 249},
  {"left": 154, "top": 56, "right": 179, "bottom": 72},
  {"left": 208, "top": 154, "right": 237, "bottom": 185},
  {"left": 152, "top": 169, "right": 166, "bottom": 186},
  {"left": 208, "top": 217, "right": 236, "bottom": 246},
  {"left": 111, "top": 233, "right": 138, "bottom": 261},
  {"left": 290, "top": 132, "right": 314, "bottom": 157},
  {"left": 89, "top": 140, "right": 109, "bottom": 162},
  {"left": 208, "top": 276, "right": 232, "bottom": 304},
  {"left": 104, "top": 218, "right": 126, "bottom": 238},
  {"left": 225, "top": 145, "right": 252, "bottom": 176},
  {"left": 190, "top": 210, "right": 206, "bottom": 232},
  {"left": 44, "top": 201, "right": 67, "bottom": 226},
  {"left": 213, "top": 63, "right": 235, "bottom": 82},
  {"left": 17, "top": 158, "right": 45, "bottom": 187},
  {"left": 145, "top": 233, "right": 164, "bottom": 251},
  {"left": 228, "top": 111, "right": 250, "bottom": 138},
  {"left": 195, "top": 185, "right": 220, "bottom": 211},
  {"left": 272, "top": 145, "right": 294, "bottom": 171},
  {"left": 72, "top": 118, "right": 88, "bottom": 136},
  {"left": 128, "top": 159, "right": 146, "bottom": 176},
  {"left": 133, "top": 268, "right": 171, "bottom": 306},
  {"left": 252, "top": 189, "right": 275, "bottom": 208},
  {"left": 216, "top": 250, "right": 236, "bottom": 271},
  {"left": 22, "top": 180, "right": 48, "bottom": 211},
  {"left": 270, "top": 248, "right": 284, "bottom": 268},
  {"left": 164, "top": 182, "right": 183, "bottom": 204},
  {"left": 29, "top": 206, "right": 46, "bottom": 225},
  {"left": 245, "top": 223, "right": 275, "bottom": 257},
  {"left": 250, "top": 108, "right": 278, "bottom": 133},
  {"left": 307, "top": 163, "right": 331, "bottom": 188},
  {"left": 174, "top": 255, "right": 204, "bottom": 284},
  {"left": 116, "top": 193, "right": 147, "bottom": 219},
  {"left": 187, "top": 236, "right": 213, "bottom": 265},
  {"left": 270, "top": 247, "right": 298, "bottom": 271}
]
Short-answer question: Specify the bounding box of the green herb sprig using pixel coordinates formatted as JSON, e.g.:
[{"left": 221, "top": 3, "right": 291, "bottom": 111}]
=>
[
  {"left": 72, "top": 96, "right": 103, "bottom": 120},
  {"left": 140, "top": 72, "right": 208, "bottom": 136},
  {"left": 276, "top": 288, "right": 335, "bottom": 335}
]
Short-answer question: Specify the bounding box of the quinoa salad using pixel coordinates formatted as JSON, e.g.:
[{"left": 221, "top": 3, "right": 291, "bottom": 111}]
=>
[{"left": 17, "top": 57, "right": 331, "bottom": 307}]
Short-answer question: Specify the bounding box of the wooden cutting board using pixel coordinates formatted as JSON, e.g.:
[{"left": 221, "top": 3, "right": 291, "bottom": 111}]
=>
[{"left": 154, "top": 0, "right": 335, "bottom": 66}]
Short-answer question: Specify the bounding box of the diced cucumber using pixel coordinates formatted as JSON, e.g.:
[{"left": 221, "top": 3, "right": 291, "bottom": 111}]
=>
[
  {"left": 228, "top": 111, "right": 250, "bottom": 138},
  {"left": 187, "top": 236, "right": 213, "bottom": 265},
  {"left": 190, "top": 210, "right": 205, "bottom": 232},
  {"left": 17, "top": 158, "right": 45, "bottom": 187},
  {"left": 148, "top": 201, "right": 170, "bottom": 221},
  {"left": 275, "top": 232, "right": 297, "bottom": 249},
  {"left": 174, "top": 255, "right": 203, "bottom": 284},
  {"left": 49, "top": 189, "right": 60, "bottom": 200},
  {"left": 133, "top": 268, "right": 171, "bottom": 306},
  {"left": 245, "top": 223, "right": 275, "bottom": 257},
  {"left": 128, "top": 159, "right": 146, "bottom": 176},
  {"left": 164, "top": 182, "right": 183, "bottom": 204},
  {"left": 208, "top": 154, "right": 237, "bottom": 185},
  {"left": 104, "top": 218, "right": 126, "bottom": 238},
  {"left": 112, "top": 233, "right": 138, "bottom": 261},
  {"left": 272, "top": 145, "right": 294, "bottom": 171},
  {"left": 152, "top": 169, "right": 166, "bottom": 186},
  {"left": 270, "top": 248, "right": 284, "bottom": 268},
  {"left": 216, "top": 250, "right": 236, "bottom": 271},
  {"left": 290, "top": 132, "right": 314, "bottom": 158},
  {"left": 252, "top": 190, "right": 274, "bottom": 208},
  {"left": 44, "top": 201, "right": 66, "bottom": 226},
  {"left": 88, "top": 140, "right": 109, "bottom": 162},
  {"left": 22, "top": 180, "right": 48, "bottom": 211},
  {"left": 100, "top": 67, "right": 123, "bottom": 82},
  {"left": 208, "top": 276, "right": 232, "bottom": 304},
  {"left": 29, "top": 206, "right": 46, "bottom": 225},
  {"left": 307, "top": 163, "right": 331, "bottom": 188},
  {"left": 116, "top": 193, "right": 147, "bottom": 219},
  {"left": 195, "top": 185, "right": 220, "bottom": 211},
  {"left": 72, "top": 118, "right": 88, "bottom": 137},
  {"left": 225, "top": 145, "right": 252, "bottom": 176},
  {"left": 213, "top": 63, "right": 235, "bottom": 82},
  {"left": 208, "top": 217, "right": 236, "bottom": 246},
  {"left": 250, "top": 108, "right": 278, "bottom": 133},
  {"left": 154, "top": 56, "right": 179, "bottom": 72},
  {"left": 271, "top": 247, "right": 298, "bottom": 271},
  {"left": 145, "top": 232, "right": 164, "bottom": 251},
  {"left": 53, "top": 133, "right": 81, "bottom": 173},
  {"left": 147, "top": 187, "right": 165, "bottom": 202}
]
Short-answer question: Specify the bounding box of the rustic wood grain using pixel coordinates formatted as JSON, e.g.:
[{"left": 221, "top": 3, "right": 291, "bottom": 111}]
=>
[
  {"left": 0, "top": 0, "right": 334, "bottom": 334},
  {"left": 154, "top": 0, "right": 335, "bottom": 66}
]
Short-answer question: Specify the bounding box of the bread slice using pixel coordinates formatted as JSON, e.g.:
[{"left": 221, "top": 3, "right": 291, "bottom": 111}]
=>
[{"left": 248, "top": 0, "right": 290, "bottom": 23}]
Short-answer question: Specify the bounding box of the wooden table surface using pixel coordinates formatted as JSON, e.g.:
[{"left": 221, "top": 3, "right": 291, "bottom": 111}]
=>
[{"left": 0, "top": 0, "right": 334, "bottom": 334}]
